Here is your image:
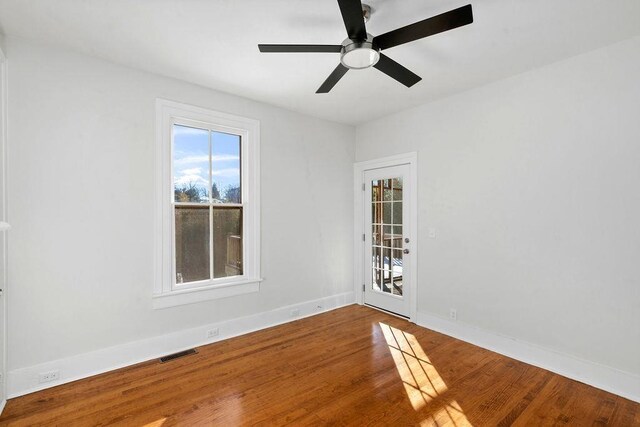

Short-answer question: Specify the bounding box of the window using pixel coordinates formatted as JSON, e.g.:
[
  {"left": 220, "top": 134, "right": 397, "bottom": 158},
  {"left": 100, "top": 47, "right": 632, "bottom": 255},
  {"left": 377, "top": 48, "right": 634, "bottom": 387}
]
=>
[{"left": 155, "top": 99, "right": 260, "bottom": 308}]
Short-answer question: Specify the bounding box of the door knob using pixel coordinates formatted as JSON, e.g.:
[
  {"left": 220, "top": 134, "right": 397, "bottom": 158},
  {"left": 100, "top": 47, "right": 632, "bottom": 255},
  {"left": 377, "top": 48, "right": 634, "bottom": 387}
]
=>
[
  {"left": 403, "top": 249, "right": 410, "bottom": 254},
  {"left": 405, "top": 237, "right": 410, "bottom": 243}
]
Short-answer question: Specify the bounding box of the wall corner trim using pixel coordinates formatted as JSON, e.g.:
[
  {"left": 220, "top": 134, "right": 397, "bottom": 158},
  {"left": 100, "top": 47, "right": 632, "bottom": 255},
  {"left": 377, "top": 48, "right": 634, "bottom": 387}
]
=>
[
  {"left": 8, "top": 292, "right": 355, "bottom": 398},
  {"left": 416, "top": 311, "right": 640, "bottom": 403}
]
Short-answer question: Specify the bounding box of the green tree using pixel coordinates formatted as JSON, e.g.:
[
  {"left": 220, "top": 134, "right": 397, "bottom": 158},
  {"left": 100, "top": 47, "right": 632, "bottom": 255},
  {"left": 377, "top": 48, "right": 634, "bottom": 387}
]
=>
[
  {"left": 211, "top": 182, "right": 221, "bottom": 201},
  {"left": 175, "top": 182, "right": 205, "bottom": 202},
  {"left": 224, "top": 185, "right": 241, "bottom": 203}
]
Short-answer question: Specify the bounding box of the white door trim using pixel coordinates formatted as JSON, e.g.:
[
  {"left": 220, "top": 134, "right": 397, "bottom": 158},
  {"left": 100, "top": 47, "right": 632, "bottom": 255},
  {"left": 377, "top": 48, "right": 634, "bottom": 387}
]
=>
[{"left": 353, "top": 152, "right": 418, "bottom": 322}]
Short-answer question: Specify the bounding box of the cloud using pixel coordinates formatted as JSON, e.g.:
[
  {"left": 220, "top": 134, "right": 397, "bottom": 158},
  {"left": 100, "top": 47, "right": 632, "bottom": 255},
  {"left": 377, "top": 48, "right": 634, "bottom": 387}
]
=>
[
  {"left": 180, "top": 167, "right": 203, "bottom": 175},
  {"left": 212, "top": 154, "right": 240, "bottom": 162},
  {"left": 174, "top": 174, "right": 208, "bottom": 186},
  {"left": 174, "top": 155, "right": 208, "bottom": 165},
  {"left": 212, "top": 168, "right": 240, "bottom": 178},
  {"left": 174, "top": 154, "right": 239, "bottom": 165}
]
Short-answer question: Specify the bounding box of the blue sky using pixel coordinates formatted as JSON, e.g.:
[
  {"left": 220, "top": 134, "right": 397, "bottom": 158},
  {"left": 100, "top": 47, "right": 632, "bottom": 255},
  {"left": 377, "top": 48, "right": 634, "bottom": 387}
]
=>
[{"left": 173, "top": 125, "right": 240, "bottom": 200}]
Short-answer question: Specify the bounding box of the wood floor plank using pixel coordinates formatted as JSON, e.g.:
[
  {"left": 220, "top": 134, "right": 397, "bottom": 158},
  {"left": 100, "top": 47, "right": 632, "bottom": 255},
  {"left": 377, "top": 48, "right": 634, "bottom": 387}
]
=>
[{"left": 0, "top": 305, "right": 637, "bottom": 426}]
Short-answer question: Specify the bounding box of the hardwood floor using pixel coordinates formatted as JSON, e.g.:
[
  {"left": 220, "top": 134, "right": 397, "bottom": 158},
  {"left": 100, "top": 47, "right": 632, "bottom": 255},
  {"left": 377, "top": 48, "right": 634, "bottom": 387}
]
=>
[{"left": 1, "top": 305, "right": 638, "bottom": 426}]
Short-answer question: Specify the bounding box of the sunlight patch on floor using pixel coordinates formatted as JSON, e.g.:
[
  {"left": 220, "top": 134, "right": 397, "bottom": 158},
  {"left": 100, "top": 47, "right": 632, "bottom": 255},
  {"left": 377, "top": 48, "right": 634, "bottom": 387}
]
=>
[
  {"left": 419, "top": 400, "right": 472, "bottom": 427},
  {"left": 380, "top": 322, "right": 447, "bottom": 409},
  {"left": 142, "top": 418, "right": 166, "bottom": 427},
  {"left": 380, "top": 322, "right": 473, "bottom": 426}
]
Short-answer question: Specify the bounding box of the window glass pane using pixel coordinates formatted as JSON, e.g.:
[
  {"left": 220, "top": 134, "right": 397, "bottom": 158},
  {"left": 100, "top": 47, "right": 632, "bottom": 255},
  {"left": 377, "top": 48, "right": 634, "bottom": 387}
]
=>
[
  {"left": 175, "top": 206, "right": 210, "bottom": 283},
  {"left": 212, "top": 132, "right": 241, "bottom": 204},
  {"left": 213, "top": 207, "right": 243, "bottom": 278},
  {"left": 173, "top": 125, "right": 209, "bottom": 203}
]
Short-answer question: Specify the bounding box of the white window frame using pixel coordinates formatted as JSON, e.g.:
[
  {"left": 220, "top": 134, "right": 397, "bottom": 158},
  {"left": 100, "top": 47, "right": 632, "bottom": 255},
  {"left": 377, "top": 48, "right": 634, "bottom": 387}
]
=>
[{"left": 154, "top": 99, "right": 261, "bottom": 309}]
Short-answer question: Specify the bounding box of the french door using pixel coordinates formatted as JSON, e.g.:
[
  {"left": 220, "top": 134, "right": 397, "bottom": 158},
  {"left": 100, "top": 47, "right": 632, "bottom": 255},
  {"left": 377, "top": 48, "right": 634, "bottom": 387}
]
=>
[{"left": 363, "top": 164, "right": 412, "bottom": 317}]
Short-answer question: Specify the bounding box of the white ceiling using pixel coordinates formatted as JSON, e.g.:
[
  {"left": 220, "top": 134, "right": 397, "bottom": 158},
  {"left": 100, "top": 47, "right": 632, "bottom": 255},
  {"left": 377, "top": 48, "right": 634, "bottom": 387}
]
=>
[{"left": 0, "top": 0, "right": 639, "bottom": 125}]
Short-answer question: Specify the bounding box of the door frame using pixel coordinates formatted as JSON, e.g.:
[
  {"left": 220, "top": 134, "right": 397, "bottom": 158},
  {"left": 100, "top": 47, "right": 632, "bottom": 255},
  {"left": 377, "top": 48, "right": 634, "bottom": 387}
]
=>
[{"left": 353, "top": 152, "right": 418, "bottom": 322}]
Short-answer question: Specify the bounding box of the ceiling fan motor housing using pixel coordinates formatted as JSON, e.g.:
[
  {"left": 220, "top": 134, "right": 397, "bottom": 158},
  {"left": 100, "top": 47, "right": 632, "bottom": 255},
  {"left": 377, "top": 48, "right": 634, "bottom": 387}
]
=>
[{"left": 340, "top": 34, "right": 380, "bottom": 69}]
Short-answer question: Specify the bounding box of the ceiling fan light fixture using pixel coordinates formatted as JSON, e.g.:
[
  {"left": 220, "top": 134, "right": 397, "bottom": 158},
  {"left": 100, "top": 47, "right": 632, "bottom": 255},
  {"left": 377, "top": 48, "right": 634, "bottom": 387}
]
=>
[{"left": 340, "top": 40, "right": 380, "bottom": 69}]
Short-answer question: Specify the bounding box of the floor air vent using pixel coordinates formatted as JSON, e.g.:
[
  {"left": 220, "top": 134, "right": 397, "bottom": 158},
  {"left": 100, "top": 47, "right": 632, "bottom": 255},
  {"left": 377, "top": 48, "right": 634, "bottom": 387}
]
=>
[{"left": 159, "top": 348, "right": 197, "bottom": 363}]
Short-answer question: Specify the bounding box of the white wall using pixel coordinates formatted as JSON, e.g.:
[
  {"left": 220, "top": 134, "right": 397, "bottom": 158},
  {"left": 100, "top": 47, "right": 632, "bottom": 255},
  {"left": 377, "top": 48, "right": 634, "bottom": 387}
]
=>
[
  {"left": 356, "top": 36, "right": 640, "bottom": 376},
  {"left": 6, "top": 37, "right": 354, "bottom": 372},
  {"left": 0, "top": 33, "right": 8, "bottom": 408}
]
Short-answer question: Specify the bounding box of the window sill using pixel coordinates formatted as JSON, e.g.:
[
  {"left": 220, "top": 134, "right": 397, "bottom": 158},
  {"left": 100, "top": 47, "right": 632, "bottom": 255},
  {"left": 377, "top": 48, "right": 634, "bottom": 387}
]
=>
[{"left": 152, "top": 278, "right": 262, "bottom": 309}]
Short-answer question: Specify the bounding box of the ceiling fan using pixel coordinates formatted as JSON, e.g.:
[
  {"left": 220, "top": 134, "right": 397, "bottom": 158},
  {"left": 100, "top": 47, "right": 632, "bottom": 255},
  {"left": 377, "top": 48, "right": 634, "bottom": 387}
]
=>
[{"left": 258, "top": 0, "right": 473, "bottom": 93}]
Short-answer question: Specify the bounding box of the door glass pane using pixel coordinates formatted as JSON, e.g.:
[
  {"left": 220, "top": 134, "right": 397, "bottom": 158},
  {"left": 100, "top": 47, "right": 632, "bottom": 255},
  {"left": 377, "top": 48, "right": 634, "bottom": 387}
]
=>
[
  {"left": 372, "top": 202, "right": 382, "bottom": 224},
  {"left": 383, "top": 202, "right": 392, "bottom": 224},
  {"left": 392, "top": 178, "right": 403, "bottom": 200},
  {"left": 392, "top": 248, "right": 403, "bottom": 296},
  {"left": 175, "top": 206, "right": 210, "bottom": 283},
  {"left": 382, "top": 268, "right": 392, "bottom": 293},
  {"left": 372, "top": 246, "right": 383, "bottom": 271},
  {"left": 372, "top": 225, "right": 381, "bottom": 246},
  {"left": 372, "top": 180, "right": 381, "bottom": 202},
  {"left": 372, "top": 268, "right": 381, "bottom": 291},
  {"left": 212, "top": 132, "right": 241, "bottom": 204},
  {"left": 383, "top": 179, "right": 393, "bottom": 201},
  {"left": 212, "top": 207, "right": 243, "bottom": 278},
  {"left": 392, "top": 202, "right": 402, "bottom": 224},
  {"left": 173, "top": 125, "right": 210, "bottom": 203}
]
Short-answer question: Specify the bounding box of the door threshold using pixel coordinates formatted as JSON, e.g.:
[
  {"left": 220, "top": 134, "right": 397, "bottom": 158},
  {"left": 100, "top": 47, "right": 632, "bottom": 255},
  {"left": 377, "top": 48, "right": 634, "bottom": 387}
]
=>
[{"left": 364, "top": 303, "right": 409, "bottom": 320}]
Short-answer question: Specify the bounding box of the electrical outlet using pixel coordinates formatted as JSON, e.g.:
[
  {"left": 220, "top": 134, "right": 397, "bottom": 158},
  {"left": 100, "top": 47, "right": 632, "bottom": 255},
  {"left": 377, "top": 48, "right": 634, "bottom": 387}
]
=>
[
  {"left": 290, "top": 309, "right": 300, "bottom": 317},
  {"left": 207, "top": 328, "right": 219, "bottom": 339},
  {"left": 449, "top": 309, "right": 457, "bottom": 321},
  {"left": 39, "top": 370, "right": 60, "bottom": 384}
]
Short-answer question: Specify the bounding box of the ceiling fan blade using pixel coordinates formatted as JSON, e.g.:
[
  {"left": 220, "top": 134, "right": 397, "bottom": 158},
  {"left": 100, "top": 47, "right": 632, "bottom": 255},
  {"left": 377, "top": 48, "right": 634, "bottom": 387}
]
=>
[
  {"left": 373, "top": 4, "right": 473, "bottom": 50},
  {"left": 337, "top": 0, "right": 368, "bottom": 41},
  {"left": 258, "top": 44, "right": 342, "bottom": 53},
  {"left": 316, "top": 64, "right": 349, "bottom": 93},
  {"left": 373, "top": 53, "right": 421, "bottom": 88}
]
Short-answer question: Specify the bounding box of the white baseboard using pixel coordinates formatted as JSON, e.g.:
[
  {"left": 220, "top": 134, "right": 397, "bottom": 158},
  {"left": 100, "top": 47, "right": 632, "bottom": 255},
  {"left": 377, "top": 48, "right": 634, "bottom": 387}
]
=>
[
  {"left": 8, "top": 292, "right": 355, "bottom": 398},
  {"left": 0, "top": 399, "right": 6, "bottom": 415},
  {"left": 416, "top": 311, "right": 640, "bottom": 403}
]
